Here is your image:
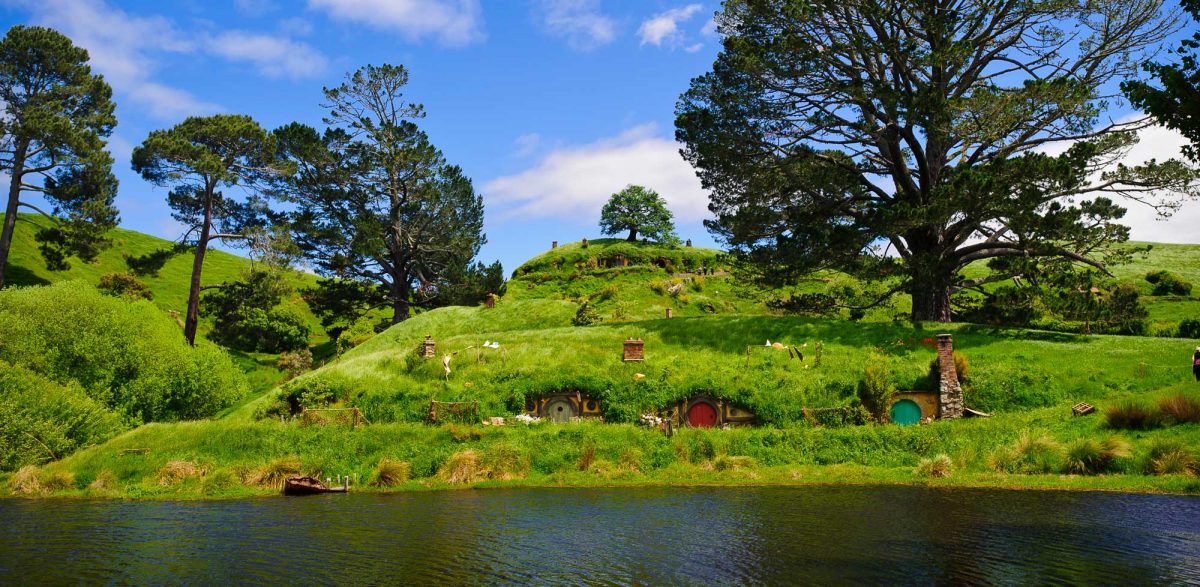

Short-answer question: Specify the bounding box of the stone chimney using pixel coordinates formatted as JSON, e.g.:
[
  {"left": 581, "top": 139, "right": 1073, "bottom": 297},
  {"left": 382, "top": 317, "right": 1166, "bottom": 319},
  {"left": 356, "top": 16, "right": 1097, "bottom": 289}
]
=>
[
  {"left": 936, "top": 334, "right": 963, "bottom": 419},
  {"left": 552, "top": 241, "right": 558, "bottom": 249}
]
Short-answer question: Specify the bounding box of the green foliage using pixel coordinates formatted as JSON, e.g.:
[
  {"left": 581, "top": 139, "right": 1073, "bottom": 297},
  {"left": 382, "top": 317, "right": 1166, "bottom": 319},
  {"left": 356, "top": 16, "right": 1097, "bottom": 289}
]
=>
[
  {"left": 132, "top": 113, "right": 287, "bottom": 345},
  {"left": 1146, "top": 270, "right": 1194, "bottom": 296},
  {"left": 0, "top": 360, "right": 126, "bottom": 472},
  {"left": 277, "top": 349, "right": 313, "bottom": 380},
  {"left": 677, "top": 0, "right": 1193, "bottom": 322},
  {"left": 0, "top": 25, "right": 119, "bottom": 287},
  {"left": 1122, "top": 0, "right": 1200, "bottom": 164},
  {"left": 572, "top": 301, "right": 602, "bottom": 326},
  {"left": 0, "top": 281, "right": 247, "bottom": 423},
  {"left": 1145, "top": 439, "right": 1198, "bottom": 476},
  {"left": 857, "top": 359, "right": 896, "bottom": 422},
  {"left": 914, "top": 454, "right": 953, "bottom": 478},
  {"left": 989, "top": 433, "right": 1063, "bottom": 474},
  {"left": 598, "top": 185, "right": 678, "bottom": 244},
  {"left": 928, "top": 351, "right": 970, "bottom": 386},
  {"left": 202, "top": 271, "right": 309, "bottom": 353},
  {"left": 1179, "top": 319, "right": 1200, "bottom": 339},
  {"left": 275, "top": 64, "right": 485, "bottom": 325},
  {"left": 97, "top": 272, "right": 153, "bottom": 301}
]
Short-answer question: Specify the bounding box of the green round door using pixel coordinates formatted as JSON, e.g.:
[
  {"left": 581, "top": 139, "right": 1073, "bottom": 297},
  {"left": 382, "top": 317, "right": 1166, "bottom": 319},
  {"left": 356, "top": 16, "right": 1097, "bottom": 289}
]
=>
[
  {"left": 890, "top": 399, "right": 921, "bottom": 425},
  {"left": 545, "top": 399, "right": 576, "bottom": 423}
]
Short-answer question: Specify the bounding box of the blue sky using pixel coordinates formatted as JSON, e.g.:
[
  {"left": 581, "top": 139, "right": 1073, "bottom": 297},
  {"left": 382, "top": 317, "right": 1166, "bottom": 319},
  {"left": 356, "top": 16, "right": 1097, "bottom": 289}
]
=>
[{"left": 2, "top": 0, "right": 1198, "bottom": 275}]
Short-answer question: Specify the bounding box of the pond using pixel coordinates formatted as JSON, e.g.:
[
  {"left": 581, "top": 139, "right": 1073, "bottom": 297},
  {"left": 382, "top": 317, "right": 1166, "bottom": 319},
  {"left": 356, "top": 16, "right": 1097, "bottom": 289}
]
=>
[{"left": 1, "top": 486, "right": 1198, "bottom": 585}]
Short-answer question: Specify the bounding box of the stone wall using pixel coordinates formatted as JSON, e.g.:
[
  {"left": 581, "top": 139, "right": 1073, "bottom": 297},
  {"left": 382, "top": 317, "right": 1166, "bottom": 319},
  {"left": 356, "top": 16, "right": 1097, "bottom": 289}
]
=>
[{"left": 936, "top": 334, "right": 964, "bottom": 419}]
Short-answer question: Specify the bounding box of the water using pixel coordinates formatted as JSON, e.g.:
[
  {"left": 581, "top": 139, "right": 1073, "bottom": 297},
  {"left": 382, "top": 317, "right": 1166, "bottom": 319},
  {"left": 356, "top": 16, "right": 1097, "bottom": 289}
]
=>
[{"left": 1, "top": 486, "right": 1198, "bottom": 585}]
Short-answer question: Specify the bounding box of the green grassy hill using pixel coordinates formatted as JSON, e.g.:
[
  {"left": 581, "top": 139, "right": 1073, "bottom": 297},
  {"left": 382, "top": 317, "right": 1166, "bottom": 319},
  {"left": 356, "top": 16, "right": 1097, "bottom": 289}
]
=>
[{"left": 7, "top": 235, "right": 1200, "bottom": 498}]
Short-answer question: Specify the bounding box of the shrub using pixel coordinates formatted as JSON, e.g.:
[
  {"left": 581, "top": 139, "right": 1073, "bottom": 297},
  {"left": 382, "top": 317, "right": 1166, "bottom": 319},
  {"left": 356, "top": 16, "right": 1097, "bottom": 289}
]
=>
[
  {"left": 0, "top": 282, "right": 247, "bottom": 423},
  {"left": 337, "top": 316, "right": 378, "bottom": 354},
  {"left": 8, "top": 465, "right": 43, "bottom": 495},
  {"left": 572, "top": 301, "right": 602, "bottom": 326},
  {"left": 1159, "top": 394, "right": 1200, "bottom": 424},
  {"left": 97, "top": 272, "right": 153, "bottom": 300},
  {"left": 578, "top": 443, "right": 596, "bottom": 471},
  {"left": 714, "top": 455, "right": 757, "bottom": 471},
  {"left": 1146, "top": 270, "right": 1193, "bottom": 296},
  {"left": 372, "top": 459, "right": 411, "bottom": 486},
  {"left": 928, "top": 351, "right": 970, "bottom": 385},
  {"left": 1179, "top": 319, "right": 1200, "bottom": 339},
  {"left": 914, "top": 454, "right": 953, "bottom": 478},
  {"left": 1006, "top": 433, "right": 1063, "bottom": 474},
  {"left": 857, "top": 360, "right": 896, "bottom": 422},
  {"left": 649, "top": 279, "right": 669, "bottom": 296},
  {"left": 1064, "top": 436, "right": 1130, "bottom": 475},
  {"left": 89, "top": 470, "right": 117, "bottom": 491},
  {"left": 482, "top": 442, "right": 526, "bottom": 480},
  {"left": 41, "top": 470, "right": 76, "bottom": 491},
  {"left": 1105, "top": 400, "right": 1164, "bottom": 430},
  {"left": 277, "top": 349, "right": 314, "bottom": 380},
  {"left": 0, "top": 360, "right": 126, "bottom": 472}
]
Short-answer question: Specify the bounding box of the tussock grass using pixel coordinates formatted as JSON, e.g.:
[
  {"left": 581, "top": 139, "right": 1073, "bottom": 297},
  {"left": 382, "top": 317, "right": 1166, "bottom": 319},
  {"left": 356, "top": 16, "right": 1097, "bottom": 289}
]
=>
[
  {"left": 156, "top": 460, "right": 204, "bottom": 486},
  {"left": 89, "top": 469, "right": 117, "bottom": 491},
  {"left": 914, "top": 454, "right": 953, "bottom": 478},
  {"left": 8, "top": 465, "right": 43, "bottom": 495},
  {"left": 41, "top": 470, "right": 76, "bottom": 491},
  {"left": 440, "top": 450, "right": 487, "bottom": 484},
  {"left": 246, "top": 456, "right": 302, "bottom": 489},
  {"left": 372, "top": 459, "right": 411, "bottom": 487},
  {"left": 714, "top": 455, "right": 757, "bottom": 472},
  {"left": 1105, "top": 400, "right": 1164, "bottom": 430},
  {"left": 1065, "top": 437, "right": 1131, "bottom": 475},
  {"left": 1147, "top": 440, "right": 1198, "bottom": 476},
  {"left": 1159, "top": 394, "right": 1200, "bottom": 424}
]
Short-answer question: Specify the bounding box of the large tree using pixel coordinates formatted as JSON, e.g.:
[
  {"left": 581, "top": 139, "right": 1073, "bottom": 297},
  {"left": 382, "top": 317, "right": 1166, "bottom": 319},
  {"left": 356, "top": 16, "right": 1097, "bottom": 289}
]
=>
[
  {"left": 599, "top": 184, "right": 679, "bottom": 243},
  {"left": 1124, "top": 0, "right": 1200, "bottom": 163},
  {"left": 677, "top": 0, "right": 1198, "bottom": 322},
  {"left": 131, "top": 115, "right": 288, "bottom": 345},
  {"left": 276, "top": 64, "right": 486, "bottom": 325},
  {"left": 0, "top": 25, "right": 119, "bottom": 288}
]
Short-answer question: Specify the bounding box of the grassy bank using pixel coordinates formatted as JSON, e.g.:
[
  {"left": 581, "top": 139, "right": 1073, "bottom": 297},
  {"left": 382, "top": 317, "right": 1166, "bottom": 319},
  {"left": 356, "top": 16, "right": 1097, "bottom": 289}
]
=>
[{"left": 7, "top": 393, "right": 1199, "bottom": 499}]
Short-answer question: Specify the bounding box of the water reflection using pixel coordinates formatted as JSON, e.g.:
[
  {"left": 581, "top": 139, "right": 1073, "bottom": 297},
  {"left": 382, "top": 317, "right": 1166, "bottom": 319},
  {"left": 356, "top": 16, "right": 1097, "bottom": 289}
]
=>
[{"left": 1, "top": 486, "right": 1197, "bottom": 585}]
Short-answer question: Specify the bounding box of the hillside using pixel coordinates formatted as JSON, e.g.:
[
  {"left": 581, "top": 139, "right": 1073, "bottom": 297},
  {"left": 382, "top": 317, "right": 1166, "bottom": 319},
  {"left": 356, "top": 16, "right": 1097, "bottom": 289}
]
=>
[{"left": 7, "top": 236, "right": 1200, "bottom": 498}]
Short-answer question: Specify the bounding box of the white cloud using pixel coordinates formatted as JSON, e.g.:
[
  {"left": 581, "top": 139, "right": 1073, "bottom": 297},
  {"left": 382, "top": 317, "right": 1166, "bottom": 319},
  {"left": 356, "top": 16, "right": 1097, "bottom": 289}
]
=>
[
  {"left": 512, "top": 133, "right": 542, "bottom": 158},
  {"left": 536, "top": 0, "right": 617, "bottom": 50},
  {"left": 234, "top": 0, "right": 278, "bottom": 17},
  {"left": 206, "top": 31, "right": 328, "bottom": 79},
  {"left": 1105, "top": 124, "right": 1200, "bottom": 244},
  {"left": 484, "top": 124, "right": 710, "bottom": 224},
  {"left": 278, "top": 16, "right": 314, "bottom": 37},
  {"left": 638, "top": 3, "right": 703, "bottom": 48},
  {"left": 308, "top": 0, "right": 484, "bottom": 46},
  {"left": 14, "top": 0, "right": 216, "bottom": 118}
]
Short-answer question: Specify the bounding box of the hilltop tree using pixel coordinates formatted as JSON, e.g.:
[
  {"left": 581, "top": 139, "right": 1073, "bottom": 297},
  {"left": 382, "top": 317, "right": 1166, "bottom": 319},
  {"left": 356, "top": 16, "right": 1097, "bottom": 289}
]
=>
[
  {"left": 275, "top": 64, "right": 487, "bottom": 325},
  {"left": 599, "top": 184, "right": 678, "bottom": 243},
  {"left": 1124, "top": 0, "right": 1200, "bottom": 163},
  {"left": 677, "top": 0, "right": 1198, "bottom": 322},
  {"left": 0, "top": 25, "right": 119, "bottom": 288},
  {"left": 132, "top": 114, "right": 289, "bottom": 345}
]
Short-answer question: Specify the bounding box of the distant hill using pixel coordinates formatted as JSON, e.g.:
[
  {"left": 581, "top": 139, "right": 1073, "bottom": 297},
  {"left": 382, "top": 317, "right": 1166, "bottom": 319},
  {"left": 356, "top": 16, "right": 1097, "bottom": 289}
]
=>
[{"left": 1, "top": 213, "right": 325, "bottom": 343}]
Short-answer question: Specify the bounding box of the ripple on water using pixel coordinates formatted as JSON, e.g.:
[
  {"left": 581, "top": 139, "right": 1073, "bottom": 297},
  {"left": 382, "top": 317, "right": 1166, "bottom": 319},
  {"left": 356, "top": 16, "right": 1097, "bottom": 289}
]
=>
[{"left": 1, "top": 486, "right": 1198, "bottom": 585}]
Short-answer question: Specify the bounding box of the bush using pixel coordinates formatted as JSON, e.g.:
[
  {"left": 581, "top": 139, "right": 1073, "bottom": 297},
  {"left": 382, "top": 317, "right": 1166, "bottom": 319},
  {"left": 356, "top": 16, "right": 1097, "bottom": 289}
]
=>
[
  {"left": 857, "top": 360, "right": 896, "bottom": 422},
  {"left": 97, "top": 272, "right": 153, "bottom": 300},
  {"left": 572, "top": 301, "right": 602, "bottom": 326},
  {"left": 1105, "top": 400, "right": 1164, "bottom": 430},
  {"left": 1063, "top": 436, "right": 1130, "bottom": 475},
  {"left": 989, "top": 433, "right": 1063, "bottom": 474},
  {"left": 277, "top": 349, "right": 314, "bottom": 380},
  {"left": 1145, "top": 440, "right": 1197, "bottom": 476},
  {"left": 337, "top": 316, "right": 378, "bottom": 354},
  {"left": 1146, "top": 270, "right": 1193, "bottom": 296},
  {"left": 928, "top": 351, "right": 970, "bottom": 385},
  {"left": 914, "top": 454, "right": 953, "bottom": 478},
  {"left": 1159, "top": 394, "right": 1200, "bottom": 424},
  {"left": 1178, "top": 319, "right": 1200, "bottom": 339},
  {"left": 0, "top": 360, "right": 126, "bottom": 472},
  {"left": 0, "top": 282, "right": 247, "bottom": 423}
]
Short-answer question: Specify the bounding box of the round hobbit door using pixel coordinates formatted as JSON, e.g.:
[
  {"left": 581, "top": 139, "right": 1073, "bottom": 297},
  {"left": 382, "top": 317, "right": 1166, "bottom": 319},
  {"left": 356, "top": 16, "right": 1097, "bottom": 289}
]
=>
[
  {"left": 545, "top": 398, "right": 576, "bottom": 423},
  {"left": 890, "top": 399, "right": 922, "bottom": 426},
  {"left": 687, "top": 401, "right": 719, "bottom": 428}
]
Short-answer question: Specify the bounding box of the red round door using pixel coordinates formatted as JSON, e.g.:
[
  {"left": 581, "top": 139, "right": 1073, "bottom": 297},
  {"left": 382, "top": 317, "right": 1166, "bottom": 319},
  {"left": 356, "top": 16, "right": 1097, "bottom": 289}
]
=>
[{"left": 687, "top": 402, "right": 718, "bottom": 428}]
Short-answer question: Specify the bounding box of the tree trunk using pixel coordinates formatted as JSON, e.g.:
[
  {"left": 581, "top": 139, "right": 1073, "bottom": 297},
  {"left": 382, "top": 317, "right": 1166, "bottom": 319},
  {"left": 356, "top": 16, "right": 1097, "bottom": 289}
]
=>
[
  {"left": 0, "top": 141, "right": 29, "bottom": 290},
  {"left": 391, "top": 278, "right": 411, "bottom": 323},
  {"left": 626, "top": 227, "right": 638, "bottom": 241},
  {"left": 911, "top": 282, "right": 953, "bottom": 322},
  {"left": 183, "top": 189, "right": 214, "bottom": 346}
]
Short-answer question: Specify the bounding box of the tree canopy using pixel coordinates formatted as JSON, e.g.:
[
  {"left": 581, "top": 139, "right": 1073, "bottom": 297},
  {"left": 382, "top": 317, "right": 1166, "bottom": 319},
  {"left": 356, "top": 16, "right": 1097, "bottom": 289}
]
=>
[
  {"left": 0, "top": 25, "right": 119, "bottom": 288},
  {"left": 677, "top": 0, "right": 1198, "bottom": 321},
  {"left": 276, "top": 64, "right": 487, "bottom": 325},
  {"left": 131, "top": 114, "right": 288, "bottom": 345},
  {"left": 1124, "top": 0, "right": 1200, "bottom": 164},
  {"left": 599, "top": 184, "right": 679, "bottom": 244}
]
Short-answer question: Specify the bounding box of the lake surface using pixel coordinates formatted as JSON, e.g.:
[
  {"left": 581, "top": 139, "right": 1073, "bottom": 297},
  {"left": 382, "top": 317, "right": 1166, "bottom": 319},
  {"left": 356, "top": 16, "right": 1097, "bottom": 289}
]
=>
[{"left": 1, "top": 486, "right": 1198, "bottom": 585}]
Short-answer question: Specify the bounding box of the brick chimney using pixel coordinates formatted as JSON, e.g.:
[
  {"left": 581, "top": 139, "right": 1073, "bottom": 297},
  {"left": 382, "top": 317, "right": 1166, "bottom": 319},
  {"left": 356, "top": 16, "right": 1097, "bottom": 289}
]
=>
[{"left": 936, "top": 334, "right": 964, "bottom": 419}]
